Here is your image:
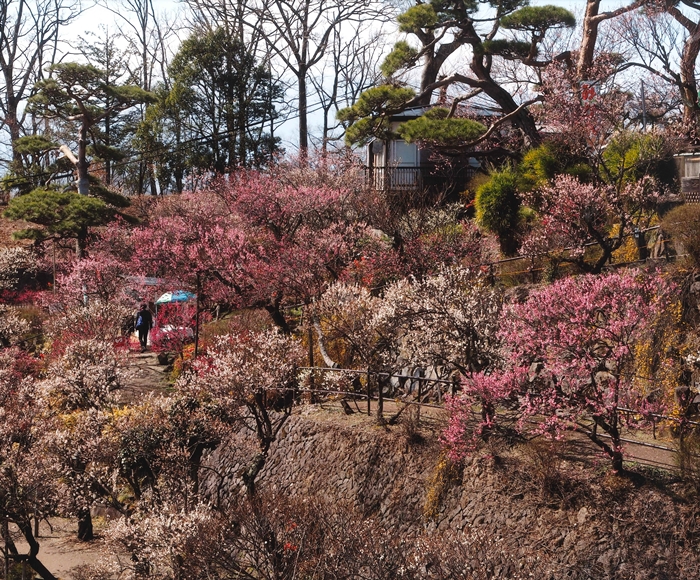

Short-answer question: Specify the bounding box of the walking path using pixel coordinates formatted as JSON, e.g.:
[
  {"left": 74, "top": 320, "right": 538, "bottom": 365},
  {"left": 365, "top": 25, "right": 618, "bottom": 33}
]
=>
[
  {"left": 324, "top": 398, "right": 682, "bottom": 473},
  {"left": 115, "top": 350, "right": 170, "bottom": 404}
]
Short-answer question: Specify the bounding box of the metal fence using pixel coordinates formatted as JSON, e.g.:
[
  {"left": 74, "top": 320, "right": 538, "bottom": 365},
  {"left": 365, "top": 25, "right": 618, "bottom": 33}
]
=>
[{"left": 296, "top": 365, "right": 700, "bottom": 470}]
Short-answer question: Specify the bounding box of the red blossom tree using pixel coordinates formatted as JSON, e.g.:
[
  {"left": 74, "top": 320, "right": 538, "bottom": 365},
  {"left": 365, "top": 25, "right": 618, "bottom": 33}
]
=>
[
  {"left": 344, "top": 220, "right": 483, "bottom": 288},
  {"left": 131, "top": 173, "right": 365, "bottom": 334}
]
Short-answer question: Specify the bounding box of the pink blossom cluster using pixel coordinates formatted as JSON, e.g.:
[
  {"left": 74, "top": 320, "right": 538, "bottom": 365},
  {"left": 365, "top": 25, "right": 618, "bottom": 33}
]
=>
[{"left": 443, "top": 270, "right": 674, "bottom": 468}]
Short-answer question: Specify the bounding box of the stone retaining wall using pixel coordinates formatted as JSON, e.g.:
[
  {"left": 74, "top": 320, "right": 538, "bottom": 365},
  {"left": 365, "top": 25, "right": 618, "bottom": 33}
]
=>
[
  {"left": 201, "top": 409, "right": 438, "bottom": 531},
  {"left": 201, "top": 407, "right": 700, "bottom": 579}
]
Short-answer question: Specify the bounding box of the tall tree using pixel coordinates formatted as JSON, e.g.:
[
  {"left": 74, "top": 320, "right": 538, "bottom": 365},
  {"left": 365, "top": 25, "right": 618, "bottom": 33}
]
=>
[
  {"left": 29, "top": 62, "right": 154, "bottom": 195},
  {"left": 340, "top": 1, "right": 576, "bottom": 152},
  {"left": 309, "top": 22, "right": 386, "bottom": 152},
  {"left": 619, "top": 2, "right": 700, "bottom": 135},
  {"left": 164, "top": 26, "right": 282, "bottom": 172},
  {"left": 97, "top": 0, "right": 181, "bottom": 194},
  {"left": 249, "top": 0, "right": 387, "bottom": 153},
  {"left": 78, "top": 26, "right": 137, "bottom": 186},
  {"left": 0, "top": 0, "right": 80, "bottom": 173},
  {"left": 97, "top": 0, "right": 176, "bottom": 92}
]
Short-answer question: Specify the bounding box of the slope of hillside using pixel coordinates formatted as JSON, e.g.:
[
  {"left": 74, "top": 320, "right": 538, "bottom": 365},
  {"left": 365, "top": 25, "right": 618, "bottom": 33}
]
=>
[{"left": 202, "top": 406, "right": 700, "bottom": 580}]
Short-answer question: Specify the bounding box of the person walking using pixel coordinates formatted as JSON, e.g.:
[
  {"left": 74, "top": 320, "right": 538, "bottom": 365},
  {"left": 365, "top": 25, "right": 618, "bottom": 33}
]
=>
[{"left": 135, "top": 303, "right": 153, "bottom": 352}]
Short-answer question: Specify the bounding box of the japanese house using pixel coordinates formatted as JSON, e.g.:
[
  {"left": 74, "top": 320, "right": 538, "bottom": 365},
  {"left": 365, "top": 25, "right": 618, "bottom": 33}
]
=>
[{"left": 365, "top": 107, "right": 478, "bottom": 195}]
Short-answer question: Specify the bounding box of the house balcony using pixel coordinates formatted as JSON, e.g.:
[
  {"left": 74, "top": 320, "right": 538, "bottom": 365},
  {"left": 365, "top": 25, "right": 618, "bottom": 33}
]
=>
[
  {"left": 366, "top": 166, "right": 423, "bottom": 192},
  {"left": 364, "top": 165, "right": 478, "bottom": 195}
]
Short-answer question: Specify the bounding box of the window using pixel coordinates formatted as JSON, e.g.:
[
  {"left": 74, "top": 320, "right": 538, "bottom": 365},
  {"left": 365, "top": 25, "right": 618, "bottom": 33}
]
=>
[
  {"left": 686, "top": 158, "right": 700, "bottom": 178},
  {"left": 391, "top": 140, "right": 418, "bottom": 167},
  {"left": 371, "top": 140, "right": 385, "bottom": 167}
]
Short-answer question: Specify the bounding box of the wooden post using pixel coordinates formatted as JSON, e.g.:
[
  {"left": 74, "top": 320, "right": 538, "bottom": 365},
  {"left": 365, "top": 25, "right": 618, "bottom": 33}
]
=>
[
  {"left": 377, "top": 373, "right": 384, "bottom": 421},
  {"left": 3, "top": 518, "right": 9, "bottom": 580},
  {"left": 52, "top": 239, "right": 56, "bottom": 294},
  {"left": 194, "top": 272, "right": 201, "bottom": 359},
  {"left": 367, "top": 368, "right": 371, "bottom": 416},
  {"left": 416, "top": 378, "right": 422, "bottom": 425},
  {"left": 33, "top": 489, "right": 38, "bottom": 538},
  {"left": 307, "top": 324, "right": 315, "bottom": 403}
]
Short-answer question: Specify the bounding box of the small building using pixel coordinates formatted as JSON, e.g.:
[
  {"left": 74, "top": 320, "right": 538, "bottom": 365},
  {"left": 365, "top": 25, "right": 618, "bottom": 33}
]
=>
[
  {"left": 674, "top": 150, "right": 700, "bottom": 203},
  {"left": 365, "top": 107, "right": 478, "bottom": 196}
]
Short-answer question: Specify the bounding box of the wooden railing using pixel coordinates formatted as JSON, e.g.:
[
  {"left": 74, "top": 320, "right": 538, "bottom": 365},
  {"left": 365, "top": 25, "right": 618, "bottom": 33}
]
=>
[{"left": 366, "top": 167, "right": 423, "bottom": 191}]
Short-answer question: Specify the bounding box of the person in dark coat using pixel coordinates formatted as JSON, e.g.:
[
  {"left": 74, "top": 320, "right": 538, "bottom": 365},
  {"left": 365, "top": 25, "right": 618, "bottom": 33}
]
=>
[{"left": 135, "top": 304, "right": 154, "bottom": 352}]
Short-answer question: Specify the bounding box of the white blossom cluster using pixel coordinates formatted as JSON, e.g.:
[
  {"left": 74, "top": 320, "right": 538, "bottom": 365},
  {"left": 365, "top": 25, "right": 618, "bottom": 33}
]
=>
[
  {"left": 312, "top": 266, "right": 503, "bottom": 378},
  {"left": 46, "top": 299, "right": 133, "bottom": 344},
  {"left": 312, "top": 282, "right": 403, "bottom": 371},
  {"left": 193, "top": 328, "right": 305, "bottom": 409},
  {"left": 384, "top": 266, "right": 503, "bottom": 375},
  {"left": 109, "top": 504, "right": 214, "bottom": 578},
  {"left": 0, "top": 304, "right": 31, "bottom": 346},
  {"left": 0, "top": 246, "right": 36, "bottom": 290},
  {"left": 43, "top": 339, "right": 131, "bottom": 410}
]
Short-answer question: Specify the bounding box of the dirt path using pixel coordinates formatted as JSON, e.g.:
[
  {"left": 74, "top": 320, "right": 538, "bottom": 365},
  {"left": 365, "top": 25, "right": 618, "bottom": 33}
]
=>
[
  {"left": 116, "top": 350, "right": 170, "bottom": 404},
  {"left": 8, "top": 351, "right": 169, "bottom": 579},
  {"left": 10, "top": 519, "right": 107, "bottom": 578}
]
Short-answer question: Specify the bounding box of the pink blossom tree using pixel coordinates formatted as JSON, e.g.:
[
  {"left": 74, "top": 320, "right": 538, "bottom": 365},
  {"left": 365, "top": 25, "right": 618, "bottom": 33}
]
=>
[
  {"left": 507, "top": 271, "right": 670, "bottom": 471},
  {"left": 535, "top": 57, "right": 631, "bottom": 163},
  {"left": 444, "top": 270, "right": 674, "bottom": 471},
  {"left": 520, "top": 174, "right": 658, "bottom": 273},
  {"left": 443, "top": 369, "right": 524, "bottom": 460},
  {"left": 56, "top": 253, "right": 133, "bottom": 306},
  {"left": 344, "top": 220, "right": 483, "bottom": 288},
  {"left": 131, "top": 192, "right": 249, "bottom": 302},
  {"left": 211, "top": 172, "right": 364, "bottom": 331}
]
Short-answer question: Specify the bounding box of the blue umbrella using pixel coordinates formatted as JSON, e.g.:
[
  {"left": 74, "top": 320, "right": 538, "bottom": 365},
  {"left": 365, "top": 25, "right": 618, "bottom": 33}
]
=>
[{"left": 155, "top": 290, "right": 196, "bottom": 304}]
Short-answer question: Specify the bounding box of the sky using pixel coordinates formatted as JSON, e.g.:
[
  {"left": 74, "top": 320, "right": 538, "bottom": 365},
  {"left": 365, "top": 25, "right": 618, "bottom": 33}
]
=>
[
  {"left": 46, "top": 0, "right": 661, "bottom": 151},
  {"left": 0, "top": 0, "right": 672, "bottom": 175}
]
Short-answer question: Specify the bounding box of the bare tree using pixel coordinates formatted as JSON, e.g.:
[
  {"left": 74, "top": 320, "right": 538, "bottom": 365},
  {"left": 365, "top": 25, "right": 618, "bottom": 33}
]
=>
[
  {"left": 309, "top": 22, "right": 387, "bottom": 152},
  {"left": 615, "top": 3, "right": 700, "bottom": 133},
  {"left": 663, "top": 1, "right": 700, "bottom": 131},
  {"left": 0, "top": 0, "right": 81, "bottom": 172},
  {"left": 577, "top": 0, "right": 648, "bottom": 76},
  {"left": 97, "top": 0, "right": 181, "bottom": 92},
  {"left": 249, "top": 0, "right": 389, "bottom": 153}
]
